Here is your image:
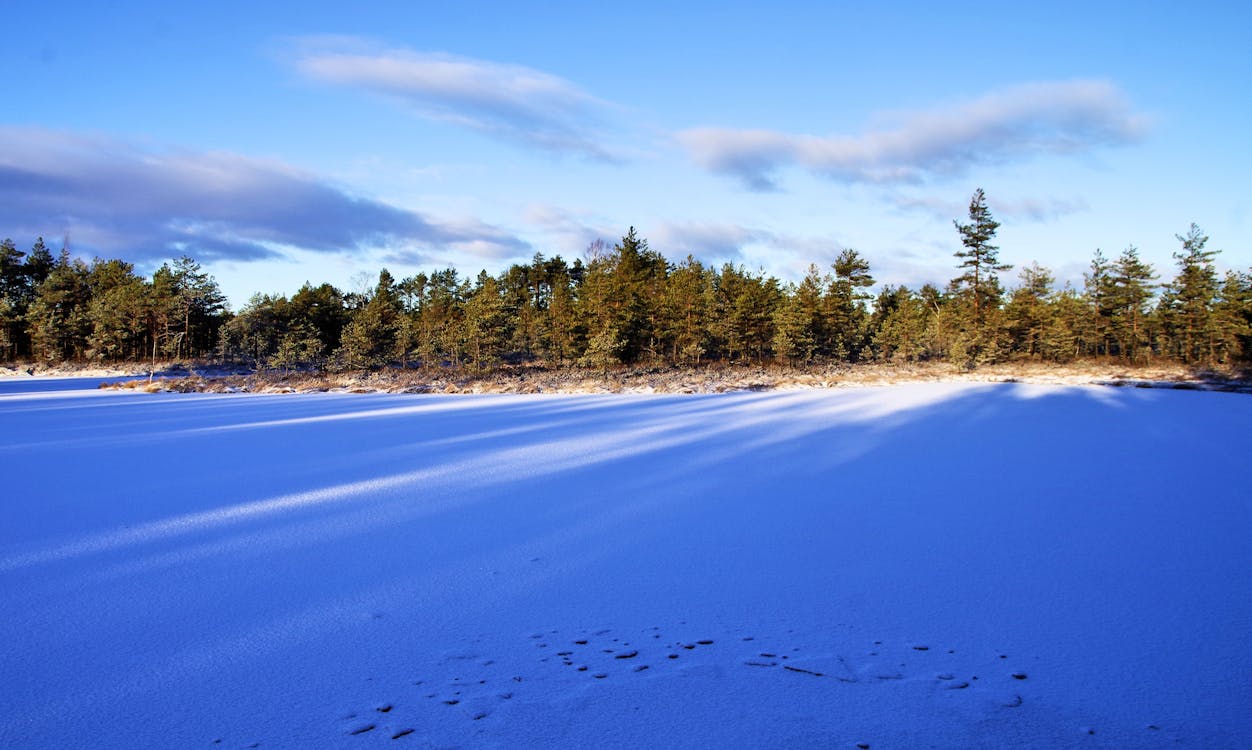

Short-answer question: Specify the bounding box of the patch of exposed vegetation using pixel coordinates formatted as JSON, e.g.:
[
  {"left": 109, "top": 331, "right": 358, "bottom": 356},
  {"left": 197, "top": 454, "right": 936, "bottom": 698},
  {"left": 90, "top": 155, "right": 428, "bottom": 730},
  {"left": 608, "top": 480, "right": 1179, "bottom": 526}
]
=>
[{"left": 95, "top": 361, "right": 1252, "bottom": 396}]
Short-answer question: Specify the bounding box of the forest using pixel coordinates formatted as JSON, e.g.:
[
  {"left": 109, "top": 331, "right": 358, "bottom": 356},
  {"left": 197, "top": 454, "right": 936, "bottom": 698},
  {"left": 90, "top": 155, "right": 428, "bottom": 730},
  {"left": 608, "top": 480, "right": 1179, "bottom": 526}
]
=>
[{"left": 2, "top": 191, "right": 1249, "bottom": 373}]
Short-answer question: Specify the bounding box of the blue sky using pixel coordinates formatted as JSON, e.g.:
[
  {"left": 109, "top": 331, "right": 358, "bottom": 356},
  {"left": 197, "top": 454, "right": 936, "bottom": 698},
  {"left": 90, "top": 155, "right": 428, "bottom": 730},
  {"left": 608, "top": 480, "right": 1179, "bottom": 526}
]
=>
[{"left": 2, "top": 1, "right": 1249, "bottom": 306}]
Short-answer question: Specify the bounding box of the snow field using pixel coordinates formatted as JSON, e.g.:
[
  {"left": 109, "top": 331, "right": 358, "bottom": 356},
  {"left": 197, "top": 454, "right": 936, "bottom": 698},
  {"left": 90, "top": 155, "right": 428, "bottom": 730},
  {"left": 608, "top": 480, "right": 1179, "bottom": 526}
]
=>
[{"left": 0, "top": 379, "right": 1249, "bottom": 748}]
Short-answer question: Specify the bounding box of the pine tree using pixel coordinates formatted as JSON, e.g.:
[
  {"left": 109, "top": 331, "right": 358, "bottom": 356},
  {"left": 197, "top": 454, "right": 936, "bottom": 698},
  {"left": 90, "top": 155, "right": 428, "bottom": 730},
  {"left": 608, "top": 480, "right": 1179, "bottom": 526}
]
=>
[
  {"left": 537, "top": 257, "right": 578, "bottom": 363},
  {"left": 714, "top": 264, "right": 780, "bottom": 363},
  {"left": 271, "top": 323, "right": 325, "bottom": 373},
  {"left": 826, "top": 249, "right": 875, "bottom": 361},
  {"left": 1041, "top": 287, "right": 1084, "bottom": 362},
  {"left": 870, "top": 286, "right": 930, "bottom": 362},
  {"left": 27, "top": 250, "right": 92, "bottom": 361},
  {"left": 1161, "top": 224, "right": 1220, "bottom": 363},
  {"left": 85, "top": 259, "right": 149, "bottom": 361},
  {"left": 950, "top": 189, "right": 1011, "bottom": 367},
  {"left": 772, "top": 268, "right": 823, "bottom": 365},
  {"left": 660, "top": 256, "right": 714, "bottom": 365},
  {"left": 152, "top": 256, "right": 228, "bottom": 359},
  {"left": 463, "top": 272, "right": 508, "bottom": 370},
  {"left": 1005, "top": 263, "right": 1056, "bottom": 359},
  {"left": 1212, "top": 271, "right": 1251, "bottom": 363},
  {"left": 23, "top": 237, "right": 55, "bottom": 289},
  {"left": 414, "top": 268, "right": 463, "bottom": 368},
  {"left": 0, "top": 238, "right": 27, "bottom": 360},
  {"left": 576, "top": 229, "right": 668, "bottom": 365},
  {"left": 334, "top": 269, "right": 403, "bottom": 370},
  {"left": 953, "top": 189, "right": 1011, "bottom": 326},
  {"left": 1107, "top": 246, "right": 1157, "bottom": 362},
  {"left": 1082, "top": 249, "right": 1115, "bottom": 357},
  {"left": 289, "top": 282, "right": 348, "bottom": 359}
]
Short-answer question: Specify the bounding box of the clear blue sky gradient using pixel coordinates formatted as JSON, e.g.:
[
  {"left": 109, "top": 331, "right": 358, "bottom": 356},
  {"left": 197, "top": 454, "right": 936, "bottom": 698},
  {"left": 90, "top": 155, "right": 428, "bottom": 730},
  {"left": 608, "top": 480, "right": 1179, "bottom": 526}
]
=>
[{"left": 3, "top": 1, "right": 1248, "bottom": 306}]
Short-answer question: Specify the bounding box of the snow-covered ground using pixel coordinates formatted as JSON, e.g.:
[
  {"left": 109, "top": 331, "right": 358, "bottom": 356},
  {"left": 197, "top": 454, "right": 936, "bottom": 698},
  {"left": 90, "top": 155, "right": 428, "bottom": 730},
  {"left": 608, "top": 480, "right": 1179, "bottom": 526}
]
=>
[{"left": 1, "top": 379, "right": 1249, "bottom": 749}]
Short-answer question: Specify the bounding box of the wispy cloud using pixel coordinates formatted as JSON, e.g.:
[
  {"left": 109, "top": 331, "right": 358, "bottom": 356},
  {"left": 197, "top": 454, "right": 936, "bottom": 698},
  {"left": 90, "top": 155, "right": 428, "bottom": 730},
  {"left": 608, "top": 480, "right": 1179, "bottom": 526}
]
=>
[
  {"left": 523, "top": 204, "right": 622, "bottom": 258},
  {"left": 291, "top": 37, "right": 616, "bottom": 160},
  {"left": 892, "top": 192, "right": 1089, "bottom": 222},
  {"left": 678, "top": 80, "right": 1147, "bottom": 190},
  {"left": 651, "top": 222, "right": 777, "bottom": 262},
  {"left": 0, "top": 127, "right": 528, "bottom": 264}
]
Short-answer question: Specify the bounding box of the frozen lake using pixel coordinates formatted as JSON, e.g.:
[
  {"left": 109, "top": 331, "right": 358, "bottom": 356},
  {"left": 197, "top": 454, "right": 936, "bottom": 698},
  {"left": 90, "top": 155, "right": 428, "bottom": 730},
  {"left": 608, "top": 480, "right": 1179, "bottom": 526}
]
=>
[{"left": 1, "top": 378, "right": 1249, "bottom": 748}]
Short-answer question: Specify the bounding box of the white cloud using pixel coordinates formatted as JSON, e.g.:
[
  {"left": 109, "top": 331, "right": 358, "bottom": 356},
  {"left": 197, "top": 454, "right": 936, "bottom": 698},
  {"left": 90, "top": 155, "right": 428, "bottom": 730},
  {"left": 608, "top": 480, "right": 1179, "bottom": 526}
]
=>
[
  {"left": 0, "top": 127, "right": 528, "bottom": 263},
  {"left": 892, "top": 192, "right": 1089, "bottom": 222},
  {"left": 677, "top": 80, "right": 1147, "bottom": 190},
  {"left": 650, "top": 222, "right": 776, "bottom": 262},
  {"left": 291, "top": 37, "right": 616, "bottom": 160},
  {"left": 522, "top": 203, "right": 622, "bottom": 259}
]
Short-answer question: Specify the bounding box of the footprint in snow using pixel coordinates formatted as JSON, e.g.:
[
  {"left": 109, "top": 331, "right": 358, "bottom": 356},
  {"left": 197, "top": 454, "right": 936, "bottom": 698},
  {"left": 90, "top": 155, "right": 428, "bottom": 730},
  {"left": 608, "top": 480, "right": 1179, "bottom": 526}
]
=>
[{"left": 335, "top": 623, "right": 1041, "bottom": 744}]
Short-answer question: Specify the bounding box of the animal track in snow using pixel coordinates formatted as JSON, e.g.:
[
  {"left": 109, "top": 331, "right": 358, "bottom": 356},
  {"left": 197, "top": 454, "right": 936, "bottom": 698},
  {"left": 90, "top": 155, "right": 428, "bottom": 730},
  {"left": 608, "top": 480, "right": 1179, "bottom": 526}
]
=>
[{"left": 332, "top": 622, "right": 1055, "bottom": 744}]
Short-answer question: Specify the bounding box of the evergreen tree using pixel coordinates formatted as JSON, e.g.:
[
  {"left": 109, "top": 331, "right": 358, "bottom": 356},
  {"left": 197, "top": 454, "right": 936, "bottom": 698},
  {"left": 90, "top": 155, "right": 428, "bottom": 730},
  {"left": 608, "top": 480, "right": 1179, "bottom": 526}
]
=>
[
  {"left": 772, "top": 268, "right": 823, "bottom": 365},
  {"left": 1160, "top": 224, "right": 1220, "bottom": 363},
  {"left": 23, "top": 237, "right": 55, "bottom": 289},
  {"left": 415, "top": 268, "right": 463, "bottom": 368},
  {"left": 463, "top": 272, "right": 508, "bottom": 370},
  {"left": 335, "top": 269, "right": 403, "bottom": 370},
  {"left": 539, "top": 257, "right": 579, "bottom": 363},
  {"left": 1107, "top": 246, "right": 1157, "bottom": 362},
  {"left": 1005, "top": 263, "right": 1056, "bottom": 359},
  {"left": 713, "top": 264, "right": 780, "bottom": 363},
  {"left": 577, "top": 229, "right": 668, "bottom": 365},
  {"left": 289, "top": 282, "right": 348, "bottom": 358},
  {"left": 1212, "top": 270, "right": 1251, "bottom": 363},
  {"left": 0, "top": 238, "right": 27, "bottom": 360},
  {"left": 151, "top": 256, "right": 228, "bottom": 359},
  {"left": 271, "top": 323, "right": 325, "bottom": 373},
  {"left": 952, "top": 189, "right": 1010, "bottom": 326},
  {"left": 660, "top": 256, "right": 714, "bottom": 365},
  {"left": 85, "top": 259, "right": 150, "bottom": 361},
  {"left": 871, "top": 286, "right": 930, "bottom": 362},
  {"left": 27, "top": 250, "right": 92, "bottom": 361},
  {"left": 1082, "top": 249, "right": 1115, "bottom": 357},
  {"left": 950, "top": 189, "right": 1011, "bottom": 367},
  {"left": 219, "top": 293, "right": 291, "bottom": 366},
  {"left": 826, "top": 249, "right": 875, "bottom": 360},
  {"left": 498, "top": 257, "right": 545, "bottom": 359},
  {"left": 1041, "top": 287, "right": 1084, "bottom": 362}
]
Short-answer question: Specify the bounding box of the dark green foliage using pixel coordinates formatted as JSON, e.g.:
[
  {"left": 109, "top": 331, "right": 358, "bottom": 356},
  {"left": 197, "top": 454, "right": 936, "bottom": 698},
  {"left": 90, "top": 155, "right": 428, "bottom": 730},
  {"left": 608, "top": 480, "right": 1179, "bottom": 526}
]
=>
[
  {"left": 870, "top": 286, "right": 930, "bottom": 362},
  {"left": 334, "top": 270, "right": 403, "bottom": 370},
  {"left": 290, "top": 283, "right": 349, "bottom": 358},
  {"left": 1005, "top": 263, "right": 1056, "bottom": 359},
  {"left": 462, "top": 272, "right": 508, "bottom": 370},
  {"left": 660, "top": 256, "right": 715, "bottom": 365},
  {"left": 0, "top": 238, "right": 29, "bottom": 359},
  {"left": 952, "top": 189, "right": 1010, "bottom": 325},
  {"left": 577, "top": 228, "right": 670, "bottom": 366},
  {"left": 85, "top": 259, "right": 150, "bottom": 361},
  {"left": 1212, "top": 270, "right": 1251, "bottom": 363},
  {"left": 772, "top": 267, "right": 823, "bottom": 365},
  {"left": 3, "top": 202, "right": 1248, "bottom": 371},
  {"left": 1107, "top": 246, "right": 1157, "bottom": 362},
  {"left": 827, "top": 249, "right": 875, "bottom": 361},
  {"left": 1158, "top": 224, "right": 1222, "bottom": 364},
  {"left": 950, "top": 189, "right": 1012, "bottom": 367},
  {"left": 714, "top": 264, "right": 780, "bottom": 363},
  {"left": 27, "top": 251, "right": 92, "bottom": 361},
  {"left": 151, "top": 256, "right": 228, "bottom": 359}
]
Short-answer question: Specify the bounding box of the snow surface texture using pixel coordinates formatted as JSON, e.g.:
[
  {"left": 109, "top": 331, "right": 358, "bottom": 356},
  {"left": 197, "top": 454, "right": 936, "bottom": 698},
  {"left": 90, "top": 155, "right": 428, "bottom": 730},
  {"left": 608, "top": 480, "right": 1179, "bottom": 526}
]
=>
[{"left": 1, "top": 379, "right": 1249, "bottom": 749}]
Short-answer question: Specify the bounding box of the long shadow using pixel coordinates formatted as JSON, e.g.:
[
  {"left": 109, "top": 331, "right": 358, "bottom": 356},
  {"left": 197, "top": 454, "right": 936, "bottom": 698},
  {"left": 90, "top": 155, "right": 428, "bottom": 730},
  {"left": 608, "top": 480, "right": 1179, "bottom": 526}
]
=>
[{"left": 2, "top": 382, "right": 1250, "bottom": 747}]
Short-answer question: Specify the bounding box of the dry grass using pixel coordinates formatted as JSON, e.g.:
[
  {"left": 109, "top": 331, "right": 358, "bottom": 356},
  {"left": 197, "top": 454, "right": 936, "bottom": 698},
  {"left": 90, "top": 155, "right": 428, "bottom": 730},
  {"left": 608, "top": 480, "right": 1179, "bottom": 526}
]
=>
[{"left": 90, "top": 360, "right": 1252, "bottom": 396}]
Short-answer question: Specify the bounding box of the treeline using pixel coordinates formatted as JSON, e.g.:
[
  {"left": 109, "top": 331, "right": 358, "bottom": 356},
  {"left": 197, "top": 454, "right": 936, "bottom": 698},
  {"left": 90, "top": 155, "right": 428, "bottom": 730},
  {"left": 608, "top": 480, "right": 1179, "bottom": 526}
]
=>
[
  {"left": 0, "top": 239, "right": 226, "bottom": 364},
  {"left": 2, "top": 191, "right": 1249, "bottom": 371}
]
